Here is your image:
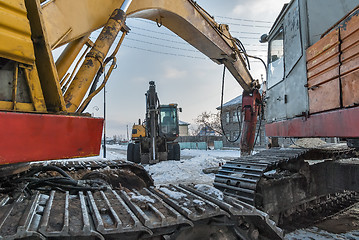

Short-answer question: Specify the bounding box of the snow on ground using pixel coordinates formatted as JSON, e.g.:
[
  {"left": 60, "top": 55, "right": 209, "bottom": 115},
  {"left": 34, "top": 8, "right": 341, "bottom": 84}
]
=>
[
  {"left": 145, "top": 149, "right": 237, "bottom": 185},
  {"left": 285, "top": 227, "right": 359, "bottom": 240},
  {"left": 88, "top": 145, "right": 240, "bottom": 186}
]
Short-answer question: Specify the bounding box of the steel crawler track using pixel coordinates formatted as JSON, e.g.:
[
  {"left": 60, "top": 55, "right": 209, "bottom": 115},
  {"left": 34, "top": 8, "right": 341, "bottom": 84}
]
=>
[
  {"left": 214, "top": 148, "right": 309, "bottom": 204},
  {"left": 214, "top": 147, "right": 359, "bottom": 229},
  {"left": 0, "top": 160, "right": 283, "bottom": 240}
]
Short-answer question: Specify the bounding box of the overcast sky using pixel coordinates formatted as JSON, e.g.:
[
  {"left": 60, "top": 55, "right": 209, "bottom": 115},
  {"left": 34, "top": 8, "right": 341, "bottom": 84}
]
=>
[{"left": 70, "top": 0, "right": 289, "bottom": 138}]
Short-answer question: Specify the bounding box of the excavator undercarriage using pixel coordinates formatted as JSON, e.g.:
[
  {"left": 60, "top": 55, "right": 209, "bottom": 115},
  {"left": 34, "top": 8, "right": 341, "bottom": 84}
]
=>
[{"left": 0, "top": 160, "right": 283, "bottom": 240}]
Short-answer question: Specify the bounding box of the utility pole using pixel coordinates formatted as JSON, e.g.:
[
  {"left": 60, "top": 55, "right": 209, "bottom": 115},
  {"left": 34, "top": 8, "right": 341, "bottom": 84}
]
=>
[
  {"left": 103, "top": 85, "right": 106, "bottom": 158},
  {"left": 126, "top": 124, "right": 129, "bottom": 141}
]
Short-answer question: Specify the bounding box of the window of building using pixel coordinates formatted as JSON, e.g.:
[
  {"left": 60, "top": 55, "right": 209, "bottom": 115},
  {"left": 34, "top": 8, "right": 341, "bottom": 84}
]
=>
[
  {"left": 225, "top": 112, "right": 230, "bottom": 123},
  {"left": 233, "top": 111, "right": 239, "bottom": 122}
]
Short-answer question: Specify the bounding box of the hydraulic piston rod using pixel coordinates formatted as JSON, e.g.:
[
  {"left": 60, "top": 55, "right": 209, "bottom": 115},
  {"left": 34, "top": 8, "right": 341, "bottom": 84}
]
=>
[{"left": 63, "top": 0, "right": 132, "bottom": 112}]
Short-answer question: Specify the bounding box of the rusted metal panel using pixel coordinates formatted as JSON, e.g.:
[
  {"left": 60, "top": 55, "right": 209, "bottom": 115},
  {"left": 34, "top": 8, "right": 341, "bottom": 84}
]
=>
[
  {"left": 306, "top": 29, "right": 339, "bottom": 61},
  {"left": 340, "top": 25, "right": 359, "bottom": 53},
  {"left": 340, "top": 33, "right": 359, "bottom": 76},
  {"left": 307, "top": 52, "right": 339, "bottom": 80},
  {"left": 0, "top": 112, "right": 103, "bottom": 165},
  {"left": 308, "top": 79, "right": 341, "bottom": 113},
  {"left": 265, "top": 107, "right": 359, "bottom": 138},
  {"left": 340, "top": 7, "right": 359, "bottom": 108},
  {"left": 307, "top": 66, "right": 339, "bottom": 89},
  {"left": 341, "top": 44, "right": 359, "bottom": 75},
  {"left": 342, "top": 68, "right": 359, "bottom": 107},
  {"left": 306, "top": 44, "right": 339, "bottom": 71},
  {"left": 306, "top": 29, "right": 340, "bottom": 87},
  {"left": 306, "top": 40, "right": 339, "bottom": 86},
  {"left": 306, "top": 28, "right": 341, "bottom": 113}
]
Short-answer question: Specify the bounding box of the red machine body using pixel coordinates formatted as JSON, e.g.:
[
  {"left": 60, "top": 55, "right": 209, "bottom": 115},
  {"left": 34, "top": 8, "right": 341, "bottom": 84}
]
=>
[
  {"left": 266, "top": 107, "right": 359, "bottom": 138},
  {"left": 0, "top": 112, "right": 103, "bottom": 165}
]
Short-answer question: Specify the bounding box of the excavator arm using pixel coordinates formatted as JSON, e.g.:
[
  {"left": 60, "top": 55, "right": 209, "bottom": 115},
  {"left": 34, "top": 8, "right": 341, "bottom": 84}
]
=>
[
  {"left": 43, "top": 0, "right": 261, "bottom": 154},
  {"left": 42, "top": 0, "right": 256, "bottom": 93}
]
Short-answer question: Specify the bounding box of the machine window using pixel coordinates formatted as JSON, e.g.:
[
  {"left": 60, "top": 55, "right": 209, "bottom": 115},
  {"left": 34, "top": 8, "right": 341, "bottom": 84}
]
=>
[
  {"left": 268, "top": 29, "right": 284, "bottom": 88},
  {"left": 160, "top": 107, "right": 178, "bottom": 134}
]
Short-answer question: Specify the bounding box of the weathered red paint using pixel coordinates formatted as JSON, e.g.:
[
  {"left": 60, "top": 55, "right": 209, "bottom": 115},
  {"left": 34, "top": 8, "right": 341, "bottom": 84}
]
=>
[
  {"left": 0, "top": 112, "right": 104, "bottom": 165},
  {"left": 265, "top": 107, "right": 359, "bottom": 138}
]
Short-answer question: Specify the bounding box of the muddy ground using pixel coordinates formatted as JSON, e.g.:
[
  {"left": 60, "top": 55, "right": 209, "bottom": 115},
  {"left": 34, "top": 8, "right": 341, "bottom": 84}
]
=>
[{"left": 315, "top": 202, "right": 359, "bottom": 234}]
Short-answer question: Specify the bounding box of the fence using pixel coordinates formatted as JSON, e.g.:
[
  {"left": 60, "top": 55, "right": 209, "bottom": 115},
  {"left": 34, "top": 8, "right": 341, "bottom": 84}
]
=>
[{"left": 179, "top": 141, "right": 223, "bottom": 150}]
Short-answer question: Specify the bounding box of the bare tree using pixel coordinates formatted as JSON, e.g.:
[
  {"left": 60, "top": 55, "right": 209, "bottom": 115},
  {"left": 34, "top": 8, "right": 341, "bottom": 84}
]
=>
[
  {"left": 188, "top": 124, "right": 201, "bottom": 136},
  {"left": 195, "top": 111, "right": 222, "bottom": 136}
]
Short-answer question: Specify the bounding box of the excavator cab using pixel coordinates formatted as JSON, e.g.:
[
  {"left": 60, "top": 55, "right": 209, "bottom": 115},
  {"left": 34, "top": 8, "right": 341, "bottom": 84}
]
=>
[{"left": 159, "top": 104, "right": 180, "bottom": 141}]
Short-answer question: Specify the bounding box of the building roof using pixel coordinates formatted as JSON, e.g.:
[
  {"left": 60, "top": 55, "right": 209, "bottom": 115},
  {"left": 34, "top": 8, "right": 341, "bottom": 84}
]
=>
[
  {"left": 216, "top": 90, "right": 263, "bottom": 110},
  {"left": 216, "top": 95, "right": 242, "bottom": 110},
  {"left": 179, "top": 120, "right": 190, "bottom": 126}
]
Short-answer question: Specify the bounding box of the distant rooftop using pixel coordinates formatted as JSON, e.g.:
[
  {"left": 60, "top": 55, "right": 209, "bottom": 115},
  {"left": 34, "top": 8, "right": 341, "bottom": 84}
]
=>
[
  {"left": 179, "top": 120, "right": 190, "bottom": 125},
  {"left": 216, "top": 90, "right": 263, "bottom": 110},
  {"left": 216, "top": 95, "right": 242, "bottom": 110}
]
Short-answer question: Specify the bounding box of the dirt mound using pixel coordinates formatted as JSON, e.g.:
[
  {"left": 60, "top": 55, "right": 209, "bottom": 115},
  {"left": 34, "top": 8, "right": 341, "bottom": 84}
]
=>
[{"left": 290, "top": 138, "right": 327, "bottom": 148}]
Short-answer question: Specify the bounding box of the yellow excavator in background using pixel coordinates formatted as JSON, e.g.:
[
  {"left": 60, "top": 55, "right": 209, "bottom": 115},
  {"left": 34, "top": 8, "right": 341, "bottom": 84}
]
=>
[{"left": 128, "top": 81, "right": 181, "bottom": 164}]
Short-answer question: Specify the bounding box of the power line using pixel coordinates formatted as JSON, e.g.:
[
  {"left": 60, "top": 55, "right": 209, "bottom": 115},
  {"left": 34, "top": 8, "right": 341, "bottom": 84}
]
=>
[
  {"left": 130, "top": 24, "right": 264, "bottom": 37},
  {"left": 131, "top": 32, "right": 189, "bottom": 45},
  {"left": 218, "top": 21, "right": 270, "bottom": 28},
  {"left": 125, "top": 36, "right": 267, "bottom": 53},
  {"left": 91, "top": 30, "right": 267, "bottom": 51},
  {"left": 132, "top": 30, "right": 261, "bottom": 41},
  {"left": 126, "top": 37, "right": 198, "bottom": 52},
  {"left": 132, "top": 17, "right": 270, "bottom": 28},
  {"left": 131, "top": 18, "right": 157, "bottom": 25},
  {"left": 128, "top": 25, "right": 178, "bottom": 38},
  {"left": 126, "top": 18, "right": 270, "bottom": 42},
  {"left": 90, "top": 33, "right": 268, "bottom": 54},
  {"left": 214, "top": 15, "right": 272, "bottom": 24},
  {"left": 90, "top": 36, "right": 266, "bottom": 63},
  {"left": 93, "top": 29, "right": 188, "bottom": 45},
  {"left": 122, "top": 43, "right": 266, "bottom": 62},
  {"left": 231, "top": 31, "right": 262, "bottom": 35},
  {"left": 132, "top": 16, "right": 272, "bottom": 25},
  {"left": 122, "top": 44, "right": 206, "bottom": 60},
  {"left": 91, "top": 28, "right": 268, "bottom": 58}
]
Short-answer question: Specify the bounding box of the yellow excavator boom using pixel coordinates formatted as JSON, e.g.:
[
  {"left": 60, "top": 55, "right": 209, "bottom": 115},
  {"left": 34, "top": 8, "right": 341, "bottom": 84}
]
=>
[{"left": 43, "top": 0, "right": 256, "bottom": 104}]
